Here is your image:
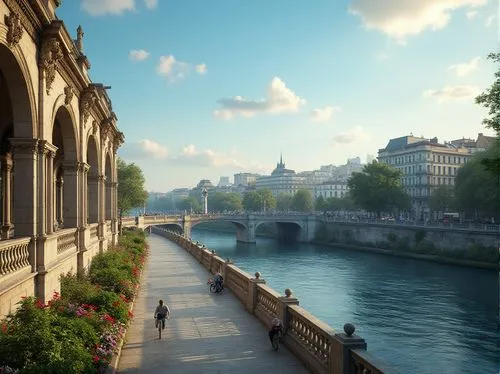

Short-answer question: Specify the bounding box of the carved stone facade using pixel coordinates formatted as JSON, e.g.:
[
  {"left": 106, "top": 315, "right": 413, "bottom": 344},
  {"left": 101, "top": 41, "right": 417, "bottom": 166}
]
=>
[{"left": 0, "top": 0, "right": 124, "bottom": 317}]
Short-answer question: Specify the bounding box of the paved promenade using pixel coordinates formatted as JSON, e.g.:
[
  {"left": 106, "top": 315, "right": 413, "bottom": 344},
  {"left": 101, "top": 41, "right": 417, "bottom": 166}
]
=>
[{"left": 117, "top": 234, "right": 309, "bottom": 374}]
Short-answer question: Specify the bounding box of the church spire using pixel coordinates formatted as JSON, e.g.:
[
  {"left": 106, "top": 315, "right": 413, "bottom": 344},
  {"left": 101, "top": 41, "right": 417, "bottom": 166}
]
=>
[{"left": 280, "top": 152, "right": 283, "bottom": 166}]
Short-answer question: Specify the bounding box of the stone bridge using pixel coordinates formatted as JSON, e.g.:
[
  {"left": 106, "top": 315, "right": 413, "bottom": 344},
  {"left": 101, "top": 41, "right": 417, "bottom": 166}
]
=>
[{"left": 121, "top": 214, "right": 318, "bottom": 243}]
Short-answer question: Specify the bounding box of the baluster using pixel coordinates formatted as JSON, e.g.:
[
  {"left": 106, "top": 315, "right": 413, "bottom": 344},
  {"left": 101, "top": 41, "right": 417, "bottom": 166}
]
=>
[
  {"left": 14, "top": 245, "right": 20, "bottom": 270},
  {"left": 0, "top": 249, "right": 5, "bottom": 274},
  {"left": 6, "top": 247, "right": 13, "bottom": 273}
]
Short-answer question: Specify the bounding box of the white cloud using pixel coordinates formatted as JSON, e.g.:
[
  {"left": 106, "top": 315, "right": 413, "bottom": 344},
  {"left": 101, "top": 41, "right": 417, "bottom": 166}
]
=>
[
  {"left": 466, "top": 10, "right": 478, "bottom": 19},
  {"left": 120, "top": 139, "right": 168, "bottom": 160},
  {"left": 214, "top": 77, "right": 306, "bottom": 120},
  {"left": 423, "top": 85, "right": 480, "bottom": 103},
  {"left": 310, "top": 106, "right": 341, "bottom": 122},
  {"left": 448, "top": 56, "right": 480, "bottom": 77},
  {"left": 485, "top": 14, "right": 496, "bottom": 27},
  {"left": 171, "top": 145, "right": 244, "bottom": 168},
  {"left": 349, "top": 0, "right": 488, "bottom": 44},
  {"left": 157, "top": 55, "right": 206, "bottom": 81},
  {"left": 143, "top": 0, "right": 158, "bottom": 9},
  {"left": 332, "top": 126, "right": 371, "bottom": 145},
  {"left": 129, "top": 49, "right": 150, "bottom": 61},
  {"left": 196, "top": 63, "right": 208, "bottom": 75},
  {"left": 81, "top": 0, "right": 135, "bottom": 16}
]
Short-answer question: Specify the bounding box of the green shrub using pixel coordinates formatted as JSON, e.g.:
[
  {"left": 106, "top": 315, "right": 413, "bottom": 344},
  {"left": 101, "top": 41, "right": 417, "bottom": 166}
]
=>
[{"left": 89, "top": 291, "right": 129, "bottom": 323}]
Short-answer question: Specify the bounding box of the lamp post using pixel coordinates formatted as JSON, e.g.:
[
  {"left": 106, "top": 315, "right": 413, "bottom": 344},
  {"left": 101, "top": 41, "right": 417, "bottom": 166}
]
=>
[{"left": 202, "top": 188, "right": 208, "bottom": 215}]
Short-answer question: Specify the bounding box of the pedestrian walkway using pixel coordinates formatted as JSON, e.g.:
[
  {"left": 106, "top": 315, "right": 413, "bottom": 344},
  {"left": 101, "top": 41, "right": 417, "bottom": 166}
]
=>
[{"left": 117, "top": 234, "right": 309, "bottom": 374}]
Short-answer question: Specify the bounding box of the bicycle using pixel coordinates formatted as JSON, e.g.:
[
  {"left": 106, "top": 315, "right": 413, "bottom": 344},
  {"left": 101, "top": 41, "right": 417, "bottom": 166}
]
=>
[
  {"left": 155, "top": 315, "right": 166, "bottom": 339},
  {"left": 207, "top": 277, "right": 224, "bottom": 293},
  {"left": 271, "top": 328, "right": 281, "bottom": 351}
]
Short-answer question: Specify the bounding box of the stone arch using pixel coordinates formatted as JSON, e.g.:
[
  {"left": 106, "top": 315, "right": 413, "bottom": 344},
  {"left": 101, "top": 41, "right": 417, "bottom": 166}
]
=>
[
  {"left": 53, "top": 106, "right": 79, "bottom": 228},
  {"left": 0, "top": 43, "right": 36, "bottom": 238},
  {"left": 0, "top": 42, "right": 36, "bottom": 138},
  {"left": 255, "top": 220, "right": 303, "bottom": 243},
  {"left": 104, "top": 151, "right": 112, "bottom": 220},
  {"left": 87, "top": 135, "right": 99, "bottom": 223}
]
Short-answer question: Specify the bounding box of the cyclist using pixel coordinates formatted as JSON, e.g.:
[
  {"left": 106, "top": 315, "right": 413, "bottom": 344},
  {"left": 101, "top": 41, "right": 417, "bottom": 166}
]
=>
[
  {"left": 154, "top": 299, "right": 170, "bottom": 330},
  {"left": 213, "top": 272, "right": 223, "bottom": 289},
  {"left": 269, "top": 317, "right": 282, "bottom": 343}
]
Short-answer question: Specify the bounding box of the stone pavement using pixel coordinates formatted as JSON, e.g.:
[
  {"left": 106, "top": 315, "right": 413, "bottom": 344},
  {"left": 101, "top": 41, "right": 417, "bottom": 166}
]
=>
[{"left": 117, "top": 234, "right": 309, "bottom": 374}]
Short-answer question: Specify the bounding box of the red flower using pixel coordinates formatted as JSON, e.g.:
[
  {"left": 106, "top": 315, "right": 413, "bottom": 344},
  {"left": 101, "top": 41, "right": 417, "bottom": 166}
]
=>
[
  {"left": 128, "top": 311, "right": 134, "bottom": 318},
  {"left": 1, "top": 323, "right": 8, "bottom": 334},
  {"left": 93, "top": 355, "right": 100, "bottom": 363}
]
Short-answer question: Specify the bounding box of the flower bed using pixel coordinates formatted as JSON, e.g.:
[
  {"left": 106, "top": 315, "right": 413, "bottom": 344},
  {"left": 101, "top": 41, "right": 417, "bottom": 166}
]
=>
[{"left": 0, "top": 229, "right": 147, "bottom": 374}]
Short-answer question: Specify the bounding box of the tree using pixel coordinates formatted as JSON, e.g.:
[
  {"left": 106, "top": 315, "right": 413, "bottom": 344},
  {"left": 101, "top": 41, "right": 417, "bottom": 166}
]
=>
[
  {"left": 348, "top": 161, "right": 410, "bottom": 216},
  {"left": 428, "top": 185, "right": 456, "bottom": 214},
  {"left": 315, "top": 195, "right": 327, "bottom": 211},
  {"left": 242, "top": 189, "right": 276, "bottom": 212},
  {"left": 210, "top": 192, "right": 243, "bottom": 212},
  {"left": 325, "top": 195, "right": 355, "bottom": 211},
  {"left": 117, "top": 158, "right": 148, "bottom": 214},
  {"left": 178, "top": 197, "right": 202, "bottom": 213},
  {"left": 276, "top": 193, "right": 293, "bottom": 211},
  {"left": 291, "top": 189, "right": 314, "bottom": 212},
  {"left": 475, "top": 52, "right": 500, "bottom": 174},
  {"left": 455, "top": 142, "right": 500, "bottom": 221}
]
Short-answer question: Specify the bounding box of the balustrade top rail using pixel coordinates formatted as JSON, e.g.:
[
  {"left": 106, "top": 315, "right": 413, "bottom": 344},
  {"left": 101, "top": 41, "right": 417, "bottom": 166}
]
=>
[{"left": 123, "top": 213, "right": 499, "bottom": 232}]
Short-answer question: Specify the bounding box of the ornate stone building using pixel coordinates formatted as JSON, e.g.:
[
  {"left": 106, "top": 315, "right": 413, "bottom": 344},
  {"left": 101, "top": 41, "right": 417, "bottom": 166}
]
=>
[{"left": 0, "top": 0, "right": 123, "bottom": 317}]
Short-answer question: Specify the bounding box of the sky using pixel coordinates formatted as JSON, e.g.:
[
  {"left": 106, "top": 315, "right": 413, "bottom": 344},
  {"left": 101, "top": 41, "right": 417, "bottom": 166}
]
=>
[{"left": 57, "top": 0, "right": 499, "bottom": 192}]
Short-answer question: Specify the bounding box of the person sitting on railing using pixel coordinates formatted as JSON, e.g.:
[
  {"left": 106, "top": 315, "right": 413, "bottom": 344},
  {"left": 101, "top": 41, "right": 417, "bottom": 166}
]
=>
[{"left": 268, "top": 317, "right": 282, "bottom": 343}]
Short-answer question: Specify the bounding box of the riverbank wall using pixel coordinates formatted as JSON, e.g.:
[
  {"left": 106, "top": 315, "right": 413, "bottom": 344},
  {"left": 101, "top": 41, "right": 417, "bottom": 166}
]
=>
[{"left": 314, "top": 221, "right": 499, "bottom": 270}]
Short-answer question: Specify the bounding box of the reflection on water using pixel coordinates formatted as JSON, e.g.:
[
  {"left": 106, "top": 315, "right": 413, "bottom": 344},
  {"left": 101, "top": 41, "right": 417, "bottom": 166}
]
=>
[{"left": 191, "top": 229, "right": 500, "bottom": 374}]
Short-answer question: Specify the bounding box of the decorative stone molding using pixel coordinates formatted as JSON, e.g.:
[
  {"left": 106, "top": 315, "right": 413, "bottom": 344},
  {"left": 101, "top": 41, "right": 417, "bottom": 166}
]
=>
[
  {"left": 10, "top": 138, "right": 39, "bottom": 154},
  {"left": 4, "top": 11, "right": 23, "bottom": 47},
  {"left": 40, "top": 38, "right": 63, "bottom": 94},
  {"left": 98, "top": 175, "right": 107, "bottom": 182},
  {"left": 64, "top": 86, "right": 74, "bottom": 106},
  {"left": 80, "top": 90, "right": 96, "bottom": 124},
  {"left": 37, "top": 140, "right": 58, "bottom": 158},
  {"left": 92, "top": 120, "right": 98, "bottom": 136}
]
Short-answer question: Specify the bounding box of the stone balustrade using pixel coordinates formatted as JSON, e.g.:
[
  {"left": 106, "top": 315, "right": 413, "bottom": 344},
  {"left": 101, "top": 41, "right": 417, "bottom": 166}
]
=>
[
  {"left": 56, "top": 228, "right": 78, "bottom": 255},
  {"left": 0, "top": 238, "right": 31, "bottom": 276},
  {"left": 106, "top": 220, "right": 112, "bottom": 234},
  {"left": 89, "top": 223, "right": 99, "bottom": 243},
  {"left": 150, "top": 226, "right": 393, "bottom": 374}
]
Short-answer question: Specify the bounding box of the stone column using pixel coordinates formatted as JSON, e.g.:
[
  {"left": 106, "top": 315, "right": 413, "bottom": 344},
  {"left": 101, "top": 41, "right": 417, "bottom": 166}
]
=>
[
  {"left": 278, "top": 289, "right": 300, "bottom": 334},
  {"left": 62, "top": 161, "right": 80, "bottom": 228},
  {"left": 81, "top": 163, "right": 89, "bottom": 227},
  {"left": 1, "top": 154, "right": 13, "bottom": 239},
  {"left": 105, "top": 179, "right": 112, "bottom": 221},
  {"left": 56, "top": 175, "right": 64, "bottom": 228},
  {"left": 247, "top": 272, "right": 266, "bottom": 314},
  {"left": 11, "top": 139, "right": 38, "bottom": 237},
  {"left": 41, "top": 142, "right": 57, "bottom": 235},
  {"left": 87, "top": 175, "right": 99, "bottom": 223}
]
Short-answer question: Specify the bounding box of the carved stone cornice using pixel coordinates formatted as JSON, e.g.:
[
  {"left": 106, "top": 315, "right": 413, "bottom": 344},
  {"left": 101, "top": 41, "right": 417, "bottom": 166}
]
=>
[
  {"left": 64, "top": 86, "right": 73, "bottom": 106},
  {"left": 37, "top": 140, "right": 58, "bottom": 158},
  {"left": 4, "top": 0, "right": 39, "bottom": 39},
  {"left": 80, "top": 89, "right": 97, "bottom": 124},
  {"left": 4, "top": 11, "right": 23, "bottom": 48},
  {"left": 62, "top": 161, "right": 85, "bottom": 173},
  {"left": 40, "top": 38, "right": 63, "bottom": 94},
  {"left": 9, "top": 138, "right": 39, "bottom": 154}
]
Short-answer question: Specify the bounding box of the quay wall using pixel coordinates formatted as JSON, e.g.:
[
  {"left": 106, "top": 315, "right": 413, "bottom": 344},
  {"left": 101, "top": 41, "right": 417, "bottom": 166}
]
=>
[
  {"left": 315, "top": 221, "right": 499, "bottom": 269},
  {"left": 151, "top": 226, "right": 393, "bottom": 374}
]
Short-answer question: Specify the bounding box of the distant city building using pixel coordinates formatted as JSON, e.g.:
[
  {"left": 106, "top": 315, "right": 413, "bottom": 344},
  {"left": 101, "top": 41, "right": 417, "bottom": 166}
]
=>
[
  {"left": 377, "top": 133, "right": 492, "bottom": 219},
  {"left": 256, "top": 154, "right": 306, "bottom": 196},
  {"left": 234, "top": 172, "right": 260, "bottom": 187},
  {"left": 366, "top": 154, "right": 376, "bottom": 164},
  {"left": 313, "top": 181, "right": 349, "bottom": 199},
  {"left": 218, "top": 176, "right": 230, "bottom": 187},
  {"left": 171, "top": 188, "right": 190, "bottom": 202},
  {"left": 319, "top": 158, "right": 364, "bottom": 182}
]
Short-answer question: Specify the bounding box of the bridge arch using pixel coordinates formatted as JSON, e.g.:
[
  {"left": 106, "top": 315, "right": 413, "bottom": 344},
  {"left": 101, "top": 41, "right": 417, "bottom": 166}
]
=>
[{"left": 255, "top": 220, "right": 304, "bottom": 243}]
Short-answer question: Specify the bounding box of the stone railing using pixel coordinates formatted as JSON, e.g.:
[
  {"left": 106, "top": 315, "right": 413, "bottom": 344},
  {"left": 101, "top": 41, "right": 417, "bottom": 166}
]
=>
[
  {"left": 57, "top": 228, "right": 78, "bottom": 255},
  {"left": 0, "top": 238, "right": 31, "bottom": 276},
  {"left": 150, "top": 226, "right": 392, "bottom": 374},
  {"left": 121, "top": 217, "right": 136, "bottom": 227},
  {"left": 90, "top": 223, "right": 99, "bottom": 243}
]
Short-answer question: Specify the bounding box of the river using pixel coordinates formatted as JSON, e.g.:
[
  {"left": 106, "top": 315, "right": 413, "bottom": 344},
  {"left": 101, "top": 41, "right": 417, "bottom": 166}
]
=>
[{"left": 190, "top": 229, "right": 499, "bottom": 374}]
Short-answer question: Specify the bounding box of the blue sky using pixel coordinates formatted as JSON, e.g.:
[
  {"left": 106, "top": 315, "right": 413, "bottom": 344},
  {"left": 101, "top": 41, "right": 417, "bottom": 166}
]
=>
[{"left": 58, "top": 0, "right": 499, "bottom": 192}]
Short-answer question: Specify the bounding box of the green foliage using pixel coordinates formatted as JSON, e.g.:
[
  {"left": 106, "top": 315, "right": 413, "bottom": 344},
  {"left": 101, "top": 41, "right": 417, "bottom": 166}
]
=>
[
  {"left": 117, "top": 158, "right": 148, "bottom": 214},
  {"left": 476, "top": 53, "right": 500, "bottom": 136},
  {"left": 348, "top": 161, "right": 410, "bottom": 215},
  {"left": 324, "top": 196, "right": 355, "bottom": 211},
  {"left": 291, "top": 189, "right": 314, "bottom": 212},
  {"left": 315, "top": 195, "right": 327, "bottom": 211},
  {"left": 209, "top": 192, "right": 243, "bottom": 212},
  {"left": 242, "top": 189, "right": 276, "bottom": 211},
  {"left": 276, "top": 193, "right": 293, "bottom": 211},
  {"left": 429, "top": 185, "right": 456, "bottom": 214},
  {"left": 178, "top": 196, "right": 202, "bottom": 213},
  {"left": 454, "top": 141, "right": 500, "bottom": 220},
  {"left": 0, "top": 229, "right": 148, "bottom": 373}
]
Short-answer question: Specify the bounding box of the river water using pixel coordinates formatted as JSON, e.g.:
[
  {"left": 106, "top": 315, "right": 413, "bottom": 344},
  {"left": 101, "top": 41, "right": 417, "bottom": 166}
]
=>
[{"left": 189, "top": 229, "right": 499, "bottom": 374}]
